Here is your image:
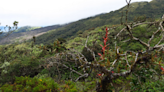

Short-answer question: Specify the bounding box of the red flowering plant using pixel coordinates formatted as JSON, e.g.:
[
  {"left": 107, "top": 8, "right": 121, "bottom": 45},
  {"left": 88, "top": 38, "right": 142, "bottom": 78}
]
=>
[
  {"left": 98, "top": 27, "right": 109, "bottom": 60},
  {"left": 97, "top": 27, "right": 114, "bottom": 76}
]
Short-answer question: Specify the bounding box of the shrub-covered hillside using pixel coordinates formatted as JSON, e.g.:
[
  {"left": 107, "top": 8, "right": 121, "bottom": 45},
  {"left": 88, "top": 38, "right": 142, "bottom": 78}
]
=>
[
  {"left": 1, "top": 15, "right": 164, "bottom": 91},
  {"left": 1, "top": 0, "right": 164, "bottom": 92}
]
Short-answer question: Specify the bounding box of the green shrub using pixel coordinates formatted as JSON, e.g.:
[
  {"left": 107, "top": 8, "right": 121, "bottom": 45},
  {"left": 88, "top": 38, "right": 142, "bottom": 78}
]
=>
[
  {"left": 0, "top": 76, "right": 59, "bottom": 92},
  {"left": 60, "top": 80, "right": 78, "bottom": 92},
  {"left": 0, "top": 58, "right": 43, "bottom": 84}
]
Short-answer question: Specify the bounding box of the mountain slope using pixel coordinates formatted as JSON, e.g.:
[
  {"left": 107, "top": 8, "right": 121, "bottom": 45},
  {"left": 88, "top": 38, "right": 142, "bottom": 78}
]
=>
[
  {"left": 34, "top": 0, "right": 164, "bottom": 45},
  {"left": 1, "top": 0, "right": 164, "bottom": 45}
]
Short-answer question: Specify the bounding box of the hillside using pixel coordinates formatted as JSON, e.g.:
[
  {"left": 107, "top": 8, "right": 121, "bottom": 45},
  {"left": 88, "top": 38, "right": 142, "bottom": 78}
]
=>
[
  {"left": 34, "top": 0, "right": 164, "bottom": 45},
  {"left": 1, "top": 10, "right": 164, "bottom": 92}
]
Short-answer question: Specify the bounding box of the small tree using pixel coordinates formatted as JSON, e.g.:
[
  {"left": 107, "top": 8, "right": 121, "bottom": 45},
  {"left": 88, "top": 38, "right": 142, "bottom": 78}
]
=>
[{"left": 0, "top": 21, "right": 18, "bottom": 41}]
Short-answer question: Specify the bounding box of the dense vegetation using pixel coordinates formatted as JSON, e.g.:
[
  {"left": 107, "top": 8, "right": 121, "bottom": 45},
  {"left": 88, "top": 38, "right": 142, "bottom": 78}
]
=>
[{"left": 1, "top": 0, "right": 164, "bottom": 91}]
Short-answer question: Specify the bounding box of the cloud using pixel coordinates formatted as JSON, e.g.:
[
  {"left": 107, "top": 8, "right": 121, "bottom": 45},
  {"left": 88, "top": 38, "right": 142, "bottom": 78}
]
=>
[{"left": 0, "top": 0, "right": 152, "bottom": 27}]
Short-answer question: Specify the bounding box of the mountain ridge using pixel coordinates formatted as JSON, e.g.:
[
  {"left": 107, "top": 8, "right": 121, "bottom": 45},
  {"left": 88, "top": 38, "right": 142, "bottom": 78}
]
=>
[{"left": 1, "top": 0, "right": 164, "bottom": 45}]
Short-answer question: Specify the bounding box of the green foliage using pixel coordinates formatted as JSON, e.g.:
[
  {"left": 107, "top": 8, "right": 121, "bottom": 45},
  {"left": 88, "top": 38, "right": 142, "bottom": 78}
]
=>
[
  {"left": 63, "top": 80, "right": 78, "bottom": 92},
  {"left": 0, "top": 61, "right": 10, "bottom": 74},
  {"left": 0, "top": 42, "right": 42, "bottom": 63},
  {"left": 57, "top": 80, "right": 96, "bottom": 92},
  {"left": 40, "top": 69, "right": 49, "bottom": 75},
  {"left": 131, "top": 75, "right": 164, "bottom": 91},
  {"left": 38, "top": 39, "right": 67, "bottom": 57},
  {"left": 0, "top": 75, "right": 97, "bottom": 92},
  {"left": 0, "top": 59, "right": 42, "bottom": 84},
  {"left": 127, "top": 42, "right": 145, "bottom": 51},
  {"left": 0, "top": 42, "right": 45, "bottom": 84},
  {"left": 0, "top": 76, "right": 59, "bottom": 92}
]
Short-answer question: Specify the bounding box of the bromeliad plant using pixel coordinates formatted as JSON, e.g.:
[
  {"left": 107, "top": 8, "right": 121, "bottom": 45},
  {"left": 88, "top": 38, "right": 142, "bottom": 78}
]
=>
[
  {"left": 98, "top": 27, "right": 109, "bottom": 60},
  {"left": 96, "top": 27, "right": 114, "bottom": 77}
]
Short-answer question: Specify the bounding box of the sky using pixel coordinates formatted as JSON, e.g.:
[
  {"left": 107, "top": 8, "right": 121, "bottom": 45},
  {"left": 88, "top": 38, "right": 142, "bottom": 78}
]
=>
[{"left": 0, "top": 0, "right": 152, "bottom": 27}]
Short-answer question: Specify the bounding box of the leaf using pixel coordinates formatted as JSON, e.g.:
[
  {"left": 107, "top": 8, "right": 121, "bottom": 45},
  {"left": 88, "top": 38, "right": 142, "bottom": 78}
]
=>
[
  {"left": 120, "top": 69, "right": 127, "bottom": 72},
  {"left": 100, "top": 44, "right": 103, "bottom": 48},
  {"left": 98, "top": 53, "right": 102, "bottom": 56}
]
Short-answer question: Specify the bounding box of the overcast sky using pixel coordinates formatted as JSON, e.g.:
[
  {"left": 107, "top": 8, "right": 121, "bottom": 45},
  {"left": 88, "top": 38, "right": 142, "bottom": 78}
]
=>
[{"left": 0, "top": 0, "right": 152, "bottom": 27}]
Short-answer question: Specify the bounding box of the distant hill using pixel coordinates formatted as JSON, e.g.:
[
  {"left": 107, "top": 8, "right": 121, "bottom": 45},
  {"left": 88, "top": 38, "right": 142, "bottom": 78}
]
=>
[
  {"left": 14, "top": 26, "right": 41, "bottom": 33},
  {"left": 0, "top": 25, "right": 65, "bottom": 45},
  {"left": 34, "top": 0, "right": 164, "bottom": 45}
]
